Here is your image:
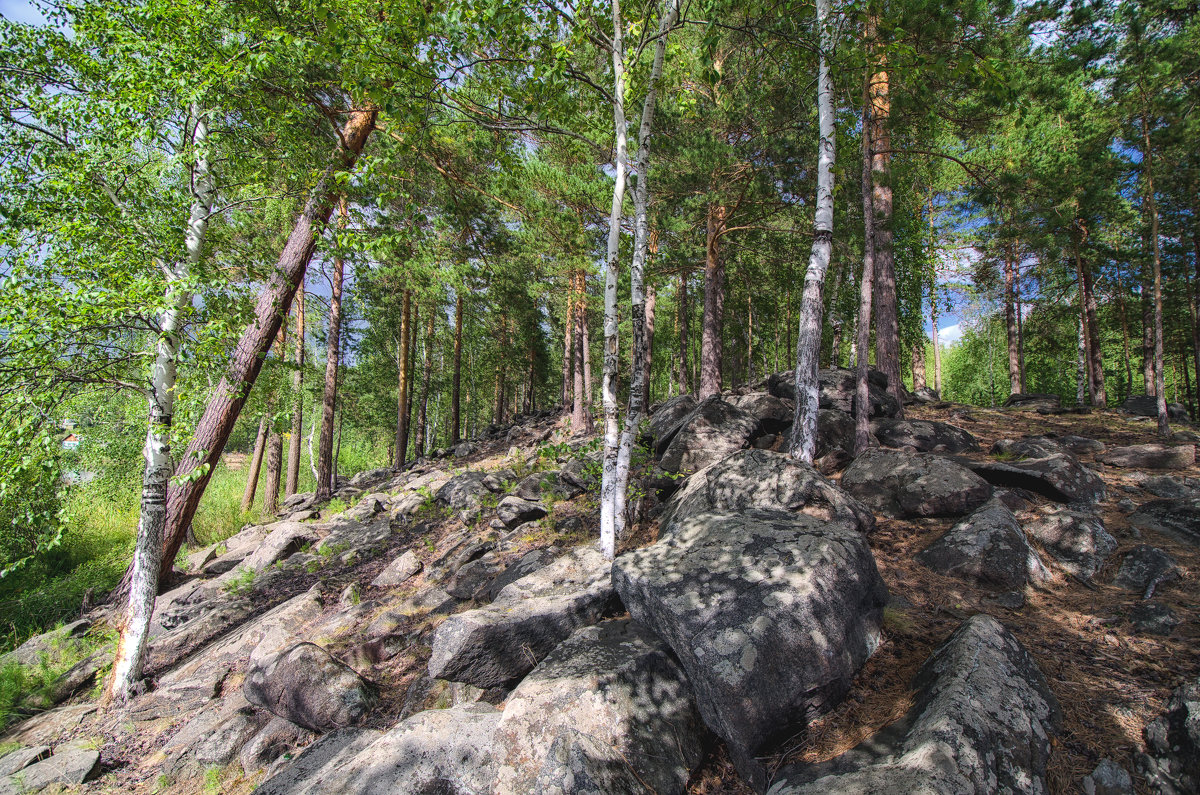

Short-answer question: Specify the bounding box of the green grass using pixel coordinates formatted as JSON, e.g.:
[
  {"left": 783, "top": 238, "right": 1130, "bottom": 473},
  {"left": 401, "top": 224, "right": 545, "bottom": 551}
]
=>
[{"left": 0, "top": 623, "right": 114, "bottom": 729}]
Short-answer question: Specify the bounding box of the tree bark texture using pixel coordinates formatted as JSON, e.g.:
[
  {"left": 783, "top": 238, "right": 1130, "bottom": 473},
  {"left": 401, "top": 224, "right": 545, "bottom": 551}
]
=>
[
  {"left": 241, "top": 416, "right": 267, "bottom": 512},
  {"left": 451, "top": 290, "right": 463, "bottom": 445},
  {"left": 699, "top": 203, "right": 727, "bottom": 399},
  {"left": 395, "top": 290, "right": 413, "bottom": 468},
  {"left": 855, "top": 80, "right": 877, "bottom": 455},
  {"left": 317, "top": 201, "right": 350, "bottom": 500},
  {"left": 286, "top": 283, "right": 305, "bottom": 498}
]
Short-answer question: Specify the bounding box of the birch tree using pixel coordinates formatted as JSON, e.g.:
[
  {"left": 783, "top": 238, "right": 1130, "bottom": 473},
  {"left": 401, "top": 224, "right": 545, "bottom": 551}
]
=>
[{"left": 788, "top": 0, "right": 838, "bottom": 463}]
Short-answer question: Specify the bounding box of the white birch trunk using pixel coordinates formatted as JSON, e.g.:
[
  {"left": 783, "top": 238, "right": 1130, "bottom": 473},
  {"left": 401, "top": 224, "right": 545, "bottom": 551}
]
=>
[
  {"left": 788, "top": 0, "right": 837, "bottom": 463},
  {"left": 108, "top": 105, "right": 214, "bottom": 702},
  {"left": 613, "top": 0, "right": 681, "bottom": 547},
  {"left": 599, "top": 0, "right": 629, "bottom": 560}
]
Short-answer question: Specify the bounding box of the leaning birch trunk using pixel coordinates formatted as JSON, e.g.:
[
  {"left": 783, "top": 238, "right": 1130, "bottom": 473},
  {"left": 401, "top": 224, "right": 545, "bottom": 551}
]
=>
[
  {"left": 107, "top": 105, "right": 215, "bottom": 702},
  {"left": 854, "top": 82, "right": 876, "bottom": 456},
  {"left": 599, "top": 0, "right": 630, "bottom": 560},
  {"left": 148, "top": 110, "right": 374, "bottom": 588},
  {"left": 788, "top": 0, "right": 837, "bottom": 463},
  {"left": 612, "top": 0, "right": 681, "bottom": 546},
  {"left": 286, "top": 284, "right": 305, "bottom": 497}
]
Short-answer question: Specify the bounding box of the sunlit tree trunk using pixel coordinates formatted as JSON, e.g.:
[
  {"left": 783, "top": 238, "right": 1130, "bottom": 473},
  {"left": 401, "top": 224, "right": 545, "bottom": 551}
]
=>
[
  {"left": 677, "top": 271, "right": 689, "bottom": 394},
  {"left": 788, "top": 0, "right": 837, "bottom": 463},
  {"left": 241, "top": 415, "right": 267, "bottom": 511},
  {"left": 599, "top": 0, "right": 630, "bottom": 560},
  {"left": 108, "top": 104, "right": 214, "bottom": 702},
  {"left": 262, "top": 329, "right": 286, "bottom": 517},
  {"left": 1142, "top": 118, "right": 1169, "bottom": 435},
  {"left": 931, "top": 296, "right": 942, "bottom": 394},
  {"left": 612, "top": 0, "right": 680, "bottom": 552},
  {"left": 572, "top": 270, "right": 592, "bottom": 433},
  {"left": 1003, "top": 243, "right": 1021, "bottom": 395},
  {"left": 642, "top": 284, "right": 657, "bottom": 409},
  {"left": 561, "top": 290, "right": 574, "bottom": 409},
  {"left": 415, "top": 308, "right": 434, "bottom": 458},
  {"left": 286, "top": 284, "right": 305, "bottom": 497}
]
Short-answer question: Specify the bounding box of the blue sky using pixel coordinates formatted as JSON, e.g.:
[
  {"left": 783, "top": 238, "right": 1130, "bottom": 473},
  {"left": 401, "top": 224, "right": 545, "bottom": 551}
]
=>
[{"left": 0, "top": 0, "right": 46, "bottom": 25}]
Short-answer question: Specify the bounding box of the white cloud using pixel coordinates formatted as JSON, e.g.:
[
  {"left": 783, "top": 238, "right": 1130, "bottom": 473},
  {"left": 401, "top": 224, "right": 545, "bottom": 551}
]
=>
[{"left": 931, "top": 323, "right": 963, "bottom": 346}]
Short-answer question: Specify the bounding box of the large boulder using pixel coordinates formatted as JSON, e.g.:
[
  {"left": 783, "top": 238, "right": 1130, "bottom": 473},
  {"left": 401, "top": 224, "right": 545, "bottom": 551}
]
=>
[
  {"left": 658, "top": 397, "right": 762, "bottom": 474},
  {"left": 1100, "top": 444, "right": 1196, "bottom": 470},
  {"left": 492, "top": 619, "right": 705, "bottom": 794},
  {"left": 816, "top": 408, "right": 857, "bottom": 458},
  {"left": 1136, "top": 677, "right": 1200, "bottom": 794},
  {"left": 728, "top": 392, "right": 795, "bottom": 434},
  {"left": 993, "top": 436, "right": 1105, "bottom": 459},
  {"left": 243, "top": 642, "right": 375, "bottom": 731},
  {"left": 767, "top": 615, "right": 1060, "bottom": 795},
  {"left": 1112, "top": 545, "right": 1180, "bottom": 597},
  {"left": 871, "top": 419, "right": 980, "bottom": 453},
  {"left": 1025, "top": 508, "right": 1117, "bottom": 581},
  {"left": 1130, "top": 497, "right": 1200, "bottom": 545},
  {"left": 428, "top": 547, "right": 619, "bottom": 688},
  {"left": 841, "top": 449, "right": 993, "bottom": 518},
  {"left": 1004, "top": 393, "right": 1062, "bottom": 411},
  {"left": 240, "top": 520, "right": 320, "bottom": 572},
  {"left": 647, "top": 394, "right": 698, "bottom": 446},
  {"left": 497, "top": 495, "right": 548, "bottom": 528},
  {"left": 1123, "top": 394, "right": 1190, "bottom": 421},
  {"left": 266, "top": 704, "right": 501, "bottom": 795},
  {"left": 965, "top": 454, "right": 1106, "bottom": 504},
  {"left": 767, "top": 368, "right": 899, "bottom": 418},
  {"left": 0, "top": 748, "right": 99, "bottom": 794},
  {"left": 612, "top": 509, "right": 888, "bottom": 787},
  {"left": 436, "top": 471, "right": 491, "bottom": 511},
  {"left": 916, "top": 500, "right": 1048, "bottom": 590},
  {"left": 370, "top": 550, "right": 423, "bottom": 588},
  {"left": 514, "top": 470, "right": 582, "bottom": 502},
  {"left": 660, "top": 449, "right": 874, "bottom": 531}
]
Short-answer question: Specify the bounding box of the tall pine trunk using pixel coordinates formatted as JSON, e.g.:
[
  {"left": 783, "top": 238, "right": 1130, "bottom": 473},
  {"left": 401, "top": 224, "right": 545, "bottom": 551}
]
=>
[
  {"left": 572, "top": 271, "right": 592, "bottom": 433},
  {"left": 1004, "top": 243, "right": 1021, "bottom": 394},
  {"left": 643, "top": 284, "right": 657, "bottom": 408},
  {"left": 699, "top": 204, "right": 726, "bottom": 399},
  {"left": 867, "top": 16, "right": 902, "bottom": 415},
  {"left": 599, "top": 0, "right": 630, "bottom": 559},
  {"left": 152, "top": 110, "right": 374, "bottom": 585},
  {"left": 561, "top": 289, "right": 574, "bottom": 409},
  {"left": 931, "top": 297, "right": 942, "bottom": 395},
  {"left": 286, "top": 283, "right": 305, "bottom": 497},
  {"left": 108, "top": 104, "right": 214, "bottom": 701},
  {"left": 788, "top": 0, "right": 837, "bottom": 463},
  {"left": 261, "top": 330, "right": 286, "bottom": 517},
  {"left": 316, "top": 200, "right": 350, "bottom": 500},
  {"left": 395, "top": 290, "right": 413, "bottom": 468},
  {"left": 677, "top": 271, "right": 690, "bottom": 395},
  {"left": 241, "top": 416, "right": 268, "bottom": 511},
  {"left": 1142, "top": 119, "right": 1169, "bottom": 435},
  {"left": 855, "top": 78, "right": 877, "bottom": 455},
  {"left": 451, "top": 291, "right": 463, "bottom": 445},
  {"left": 416, "top": 308, "right": 435, "bottom": 458}
]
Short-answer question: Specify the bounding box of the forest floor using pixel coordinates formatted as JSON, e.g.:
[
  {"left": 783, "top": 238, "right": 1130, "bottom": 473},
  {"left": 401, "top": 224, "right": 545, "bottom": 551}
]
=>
[{"left": 686, "top": 403, "right": 1200, "bottom": 795}]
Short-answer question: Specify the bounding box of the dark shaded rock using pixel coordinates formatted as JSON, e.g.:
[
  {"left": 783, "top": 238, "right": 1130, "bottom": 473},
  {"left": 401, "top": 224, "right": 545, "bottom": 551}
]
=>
[
  {"left": 993, "top": 435, "right": 1105, "bottom": 460},
  {"left": 1141, "top": 475, "right": 1200, "bottom": 500},
  {"left": 370, "top": 550, "right": 423, "bottom": 588},
  {"left": 1136, "top": 677, "right": 1200, "bottom": 794},
  {"left": 445, "top": 554, "right": 503, "bottom": 600},
  {"left": 910, "top": 386, "right": 941, "bottom": 403},
  {"left": 767, "top": 615, "right": 1060, "bottom": 795},
  {"left": 987, "top": 590, "right": 1027, "bottom": 610},
  {"left": 514, "top": 470, "right": 582, "bottom": 501},
  {"left": 1101, "top": 444, "right": 1195, "bottom": 470},
  {"left": 428, "top": 547, "right": 619, "bottom": 689},
  {"left": 613, "top": 509, "right": 887, "bottom": 787},
  {"left": 244, "top": 642, "right": 375, "bottom": 731},
  {"left": 1025, "top": 508, "right": 1117, "bottom": 580},
  {"left": 658, "top": 397, "right": 762, "bottom": 474},
  {"left": 560, "top": 456, "right": 600, "bottom": 492},
  {"left": 1004, "top": 393, "right": 1061, "bottom": 411},
  {"left": 1082, "top": 759, "right": 1133, "bottom": 795},
  {"left": 767, "top": 367, "right": 899, "bottom": 418},
  {"left": 729, "top": 392, "right": 795, "bottom": 434},
  {"left": 239, "top": 715, "right": 316, "bottom": 774},
  {"left": 1129, "top": 602, "right": 1180, "bottom": 636},
  {"left": 916, "top": 500, "right": 1048, "bottom": 590},
  {"left": 1123, "top": 394, "right": 1191, "bottom": 421},
  {"left": 816, "top": 448, "right": 854, "bottom": 475},
  {"left": 1112, "top": 545, "right": 1180, "bottom": 597},
  {"left": 1131, "top": 497, "right": 1200, "bottom": 546},
  {"left": 497, "top": 495, "right": 548, "bottom": 528},
  {"left": 841, "top": 449, "right": 993, "bottom": 518},
  {"left": 493, "top": 619, "right": 705, "bottom": 794},
  {"left": 661, "top": 448, "right": 874, "bottom": 532},
  {"left": 647, "top": 394, "right": 698, "bottom": 448},
  {"left": 872, "top": 418, "right": 980, "bottom": 453},
  {"left": 817, "top": 408, "right": 857, "bottom": 458},
  {"left": 965, "top": 454, "right": 1107, "bottom": 504},
  {"left": 254, "top": 729, "right": 383, "bottom": 795}
]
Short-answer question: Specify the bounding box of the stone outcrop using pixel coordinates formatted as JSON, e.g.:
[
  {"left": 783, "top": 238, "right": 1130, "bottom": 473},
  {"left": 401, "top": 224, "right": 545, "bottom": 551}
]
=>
[
  {"left": 428, "top": 547, "right": 619, "bottom": 688},
  {"left": 658, "top": 396, "right": 762, "bottom": 474},
  {"left": 1100, "top": 444, "right": 1195, "bottom": 470},
  {"left": 767, "top": 615, "right": 1060, "bottom": 794},
  {"left": 492, "top": 619, "right": 705, "bottom": 794},
  {"left": 1130, "top": 497, "right": 1200, "bottom": 544},
  {"left": 966, "top": 454, "right": 1106, "bottom": 504},
  {"left": 1025, "top": 507, "right": 1117, "bottom": 580},
  {"left": 1112, "top": 545, "right": 1180, "bottom": 597},
  {"left": 1136, "top": 677, "right": 1200, "bottom": 794},
  {"left": 871, "top": 418, "right": 980, "bottom": 453},
  {"left": 1004, "top": 393, "right": 1062, "bottom": 411},
  {"left": 841, "top": 449, "right": 992, "bottom": 518},
  {"left": 613, "top": 509, "right": 887, "bottom": 787},
  {"left": 243, "top": 642, "right": 375, "bottom": 731},
  {"left": 916, "top": 500, "right": 1049, "bottom": 590}
]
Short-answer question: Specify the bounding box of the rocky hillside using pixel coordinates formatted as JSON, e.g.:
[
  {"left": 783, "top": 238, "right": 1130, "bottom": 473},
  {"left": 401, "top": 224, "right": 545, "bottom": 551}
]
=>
[{"left": 0, "top": 371, "right": 1197, "bottom": 794}]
